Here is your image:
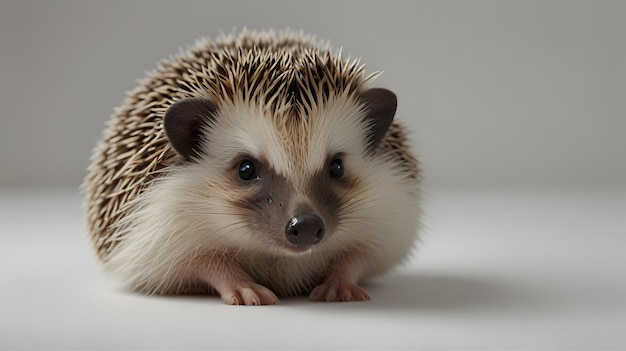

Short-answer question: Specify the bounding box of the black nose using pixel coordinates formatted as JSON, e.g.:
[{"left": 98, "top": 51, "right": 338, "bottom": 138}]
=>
[{"left": 285, "top": 213, "right": 325, "bottom": 246}]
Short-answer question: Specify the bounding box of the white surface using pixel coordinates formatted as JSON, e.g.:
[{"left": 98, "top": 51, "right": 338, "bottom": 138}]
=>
[
  {"left": 1, "top": 187, "right": 625, "bottom": 349},
  {"left": 1, "top": 0, "right": 625, "bottom": 187}
]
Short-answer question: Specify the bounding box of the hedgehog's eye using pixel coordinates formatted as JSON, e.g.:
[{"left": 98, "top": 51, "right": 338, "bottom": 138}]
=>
[
  {"left": 238, "top": 160, "right": 258, "bottom": 181},
  {"left": 329, "top": 159, "right": 344, "bottom": 179}
]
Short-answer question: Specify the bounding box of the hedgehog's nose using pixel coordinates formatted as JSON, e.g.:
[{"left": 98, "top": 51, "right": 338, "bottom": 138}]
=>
[{"left": 285, "top": 213, "right": 325, "bottom": 246}]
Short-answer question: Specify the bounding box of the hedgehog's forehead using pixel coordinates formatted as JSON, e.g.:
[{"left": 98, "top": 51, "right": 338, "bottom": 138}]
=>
[{"left": 210, "top": 94, "right": 367, "bottom": 179}]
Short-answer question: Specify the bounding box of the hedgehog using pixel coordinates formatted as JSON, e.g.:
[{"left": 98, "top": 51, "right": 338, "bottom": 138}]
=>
[{"left": 84, "top": 29, "right": 420, "bottom": 305}]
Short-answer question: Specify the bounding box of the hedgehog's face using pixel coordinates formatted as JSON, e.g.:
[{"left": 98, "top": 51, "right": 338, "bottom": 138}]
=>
[{"left": 163, "top": 88, "right": 396, "bottom": 255}]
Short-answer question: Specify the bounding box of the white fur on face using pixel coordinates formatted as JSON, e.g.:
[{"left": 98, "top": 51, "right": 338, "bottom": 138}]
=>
[
  {"left": 200, "top": 97, "right": 290, "bottom": 174},
  {"left": 196, "top": 92, "right": 371, "bottom": 184},
  {"left": 304, "top": 91, "right": 369, "bottom": 176}
]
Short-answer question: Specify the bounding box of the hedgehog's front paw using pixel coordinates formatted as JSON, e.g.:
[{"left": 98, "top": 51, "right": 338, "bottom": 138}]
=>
[
  {"left": 309, "top": 282, "right": 371, "bottom": 302},
  {"left": 218, "top": 282, "right": 280, "bottom": 306}
]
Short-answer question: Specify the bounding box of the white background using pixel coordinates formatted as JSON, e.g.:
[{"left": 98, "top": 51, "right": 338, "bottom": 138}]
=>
[{"left": 1, "top": 1, "right": 624, "bottom": 349}]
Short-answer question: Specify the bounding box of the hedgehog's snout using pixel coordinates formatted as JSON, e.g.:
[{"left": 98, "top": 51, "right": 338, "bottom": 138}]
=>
[{"left": 285, "top": 213, "right": 325, "bottom": 246}]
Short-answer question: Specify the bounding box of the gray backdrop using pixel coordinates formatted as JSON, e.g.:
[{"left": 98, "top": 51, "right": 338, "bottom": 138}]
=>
[{"left": 1, "top": 0, "right": 624, "bottom": 188}]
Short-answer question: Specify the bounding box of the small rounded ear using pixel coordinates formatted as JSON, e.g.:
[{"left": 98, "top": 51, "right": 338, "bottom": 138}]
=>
[
  {"left": 359, "top": 88, "right": 397, "bottom": 151},
  {"left": 163, "top": 97, "right": 217, "bottom": 161}
]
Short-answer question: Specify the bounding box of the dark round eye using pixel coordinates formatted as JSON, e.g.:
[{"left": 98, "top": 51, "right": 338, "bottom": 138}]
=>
[
  {"left": 329, "top": 159, "right": 344, "bottom": 179},
  {"left": 238, "top": 160, "right": 257, "bottom": 181}
]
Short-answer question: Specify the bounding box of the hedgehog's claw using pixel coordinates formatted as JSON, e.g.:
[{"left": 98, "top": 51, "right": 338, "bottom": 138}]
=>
[{"left": 219, "top": 282, "right": 280, "bottom": 306}]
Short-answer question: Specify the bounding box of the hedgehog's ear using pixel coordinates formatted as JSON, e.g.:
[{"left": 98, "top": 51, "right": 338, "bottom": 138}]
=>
[
  {"left": 163, "top": 97, "right": 218, "bottom": 161},
  {"left": 360, "top": 88, "right": 397, "bottom": 150}
]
